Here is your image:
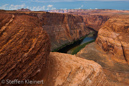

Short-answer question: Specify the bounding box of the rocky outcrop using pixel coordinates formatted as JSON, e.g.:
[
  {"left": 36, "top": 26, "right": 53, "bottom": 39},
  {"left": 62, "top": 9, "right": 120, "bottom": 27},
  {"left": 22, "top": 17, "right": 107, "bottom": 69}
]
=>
[
  {"left": 34, "top": 52, "right": 110, "bottom": 86},
  {"left": 96, "top": 15, "right": 129, "bottom": 64},
  {"left": 0, "top": 14, "right": 50, "bottom": 82}
]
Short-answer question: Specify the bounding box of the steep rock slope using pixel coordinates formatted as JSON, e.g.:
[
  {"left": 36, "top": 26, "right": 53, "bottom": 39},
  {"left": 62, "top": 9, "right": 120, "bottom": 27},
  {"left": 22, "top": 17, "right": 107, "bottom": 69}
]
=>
[
  {"left": 0, "top": 14, "right": 50, "bottom": 82},
  {"left": 36, "top": 13, "right": 90, "bottom": 50},
  {"left": 96, "top": 15, "right": 129, "bottom": 64},
  {"left": 0, "top": 13, "right": 12, "bottom": 29}
]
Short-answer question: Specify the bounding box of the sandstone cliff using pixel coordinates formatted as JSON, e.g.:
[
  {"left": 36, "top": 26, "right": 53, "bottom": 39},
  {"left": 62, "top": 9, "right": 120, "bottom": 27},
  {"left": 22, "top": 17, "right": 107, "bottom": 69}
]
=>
[
  {"left": 2, "top": 11, "right": 90, "bottom": 51},
  {"left": 0, "top": 13, "right": 50, "bottom": 82},
  {"left": 49, "top": 9, "right": 129, "bottom": 31},
  {"left": 36, "top": 13, "right": 90, "bottom": 50},
  {"left": 13, "top": 12, "right": 90, "bottom": 51},
  {"left": 82, "top": 15, "right": 109, "bottom": 31},
  {"left": 96, "top": 15, "right": 129, "bottom": 64},
  {"left": 77, "top": 14, "right": 129, "bottom": 86}
]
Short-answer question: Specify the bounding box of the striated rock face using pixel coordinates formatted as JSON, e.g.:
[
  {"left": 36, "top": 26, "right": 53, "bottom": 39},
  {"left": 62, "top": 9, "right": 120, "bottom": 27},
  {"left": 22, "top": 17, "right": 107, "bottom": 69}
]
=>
[
  {"left": 0, "top": 13, "right": 12, "bottom": 29},
  {"left": 35, "top": 13, "right": 90, "bottom": 50},
  {"left": 34, "top": 52, "right": 110, "bottom": 86},
  {"left": 96, "top": 15, "right": 129, "bottom": 64},
  {"left": 0, "top": 13, "right": 50, "bottom": 82}
]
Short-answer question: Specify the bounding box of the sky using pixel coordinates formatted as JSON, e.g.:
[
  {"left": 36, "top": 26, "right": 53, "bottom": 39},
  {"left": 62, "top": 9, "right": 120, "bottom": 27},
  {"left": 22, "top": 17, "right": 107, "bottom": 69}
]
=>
[{"left": 0, "top": 0, "right": 129, "bottom": 11}]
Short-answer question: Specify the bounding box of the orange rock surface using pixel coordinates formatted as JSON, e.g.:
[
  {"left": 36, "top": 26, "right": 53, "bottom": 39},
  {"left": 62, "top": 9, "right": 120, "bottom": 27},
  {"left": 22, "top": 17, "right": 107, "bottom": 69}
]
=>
[
  {"left": 1, "top": 10, "right": 129, "bottom": 86},
  {"left": 96, "top": 15, "right": 129, "bottom": 64},
  {"left": 32, "top": 52, "right": 110, "bottom": 86},
  {"left": 0, "top": 11, "right": 111, "bottom": 86},
  {"left": 0, "top": 13, "right": 50, "bottom": 83},
  {"left": 77, "top": 14, "right": 129, "bottom": 86}
]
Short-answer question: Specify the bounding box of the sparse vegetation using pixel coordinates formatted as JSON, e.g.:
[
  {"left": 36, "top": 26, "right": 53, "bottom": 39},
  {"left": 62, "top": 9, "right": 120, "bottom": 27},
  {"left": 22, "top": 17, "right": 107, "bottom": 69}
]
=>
[
  {"left": 72, "top": 40, "right": 95, "bottom": 55},
  {"left": 52, "top": 32, "right": 95, "bottom": 52}
]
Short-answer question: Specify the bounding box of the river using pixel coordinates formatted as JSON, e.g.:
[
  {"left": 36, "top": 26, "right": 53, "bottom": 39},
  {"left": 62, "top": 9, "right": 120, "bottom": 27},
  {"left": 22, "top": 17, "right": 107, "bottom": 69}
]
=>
[{"left": 57, "top": 32, "right": 97, "bottom": 54}]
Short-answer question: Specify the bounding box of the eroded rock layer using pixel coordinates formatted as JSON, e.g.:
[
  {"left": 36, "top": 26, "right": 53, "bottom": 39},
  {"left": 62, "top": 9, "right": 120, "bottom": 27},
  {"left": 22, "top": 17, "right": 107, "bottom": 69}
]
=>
[
  {"left": 0, "top": 14, "right": 50, "bottom": 81},
  {"left": 49, "top": 9, "right": 129, "bottom": 31}
]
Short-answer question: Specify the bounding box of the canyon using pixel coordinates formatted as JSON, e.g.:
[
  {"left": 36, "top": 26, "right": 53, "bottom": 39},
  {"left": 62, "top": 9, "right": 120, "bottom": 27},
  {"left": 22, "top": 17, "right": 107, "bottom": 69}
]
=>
[
  {"left": 0, "top": 9, "right": 129, "bottom": 86},
  {"left": 39, "top": 13, "right": 90, "bottom": 50},
  {"left": 0, "top": 10, "right": 109, "bottom": 86}
]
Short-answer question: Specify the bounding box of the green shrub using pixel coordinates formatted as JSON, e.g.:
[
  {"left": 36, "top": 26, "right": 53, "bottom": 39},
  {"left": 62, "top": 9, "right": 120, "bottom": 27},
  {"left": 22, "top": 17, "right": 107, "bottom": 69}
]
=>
[{"left": 72, "top": 40, "right": 95, "bottom": 55}]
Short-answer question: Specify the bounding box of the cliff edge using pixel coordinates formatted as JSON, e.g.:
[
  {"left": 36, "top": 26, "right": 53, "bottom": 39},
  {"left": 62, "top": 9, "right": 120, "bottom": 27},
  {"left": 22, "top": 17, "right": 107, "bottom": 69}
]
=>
[
  {"left": 0, "top": 13, "right": 50, "bottom": 82},
  {"left": 31, "top": 52, "right": 110, "bottom": 86}
]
